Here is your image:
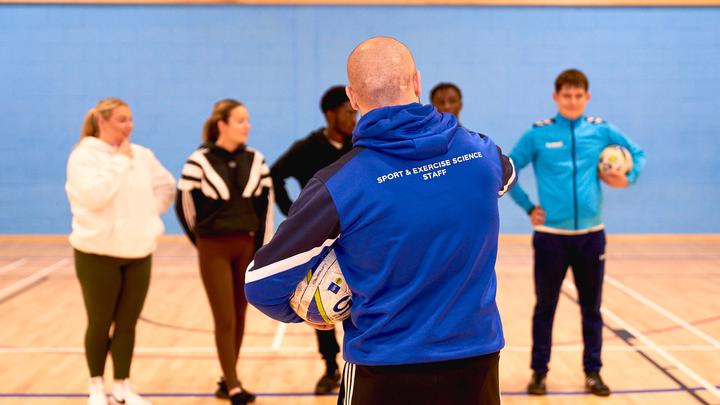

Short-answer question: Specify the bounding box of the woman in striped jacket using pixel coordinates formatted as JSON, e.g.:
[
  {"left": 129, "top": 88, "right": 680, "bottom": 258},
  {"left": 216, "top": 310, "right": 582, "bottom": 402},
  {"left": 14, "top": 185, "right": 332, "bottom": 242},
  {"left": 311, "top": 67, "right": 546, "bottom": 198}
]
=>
[{"left": 175, "top": 99, "right": 273, "bottom": 405}]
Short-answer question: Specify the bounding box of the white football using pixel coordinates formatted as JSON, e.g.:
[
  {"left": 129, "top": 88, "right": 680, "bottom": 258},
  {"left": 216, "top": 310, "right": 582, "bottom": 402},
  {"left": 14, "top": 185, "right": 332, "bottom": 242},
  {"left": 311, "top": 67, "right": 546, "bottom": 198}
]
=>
[
  {"left": 598, "top": 145, "right": 633, "bottom": 174},
  {"left": 289, "top": 247, "right": 352, "bottom": 325}
]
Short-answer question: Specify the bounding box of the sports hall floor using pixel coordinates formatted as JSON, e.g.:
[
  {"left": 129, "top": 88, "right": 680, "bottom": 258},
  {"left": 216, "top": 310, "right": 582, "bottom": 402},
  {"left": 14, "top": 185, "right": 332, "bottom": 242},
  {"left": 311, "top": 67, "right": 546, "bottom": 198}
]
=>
[{"left": 1, "top": 235, "right": 718, "bottom": 404}]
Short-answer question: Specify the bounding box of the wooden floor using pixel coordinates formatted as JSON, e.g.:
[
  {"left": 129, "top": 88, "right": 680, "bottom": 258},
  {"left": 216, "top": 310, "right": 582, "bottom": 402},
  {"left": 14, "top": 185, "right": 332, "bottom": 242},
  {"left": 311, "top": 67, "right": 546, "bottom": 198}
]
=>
[{"left": 0, "top": 235, "right": 718, "bottom": 404}]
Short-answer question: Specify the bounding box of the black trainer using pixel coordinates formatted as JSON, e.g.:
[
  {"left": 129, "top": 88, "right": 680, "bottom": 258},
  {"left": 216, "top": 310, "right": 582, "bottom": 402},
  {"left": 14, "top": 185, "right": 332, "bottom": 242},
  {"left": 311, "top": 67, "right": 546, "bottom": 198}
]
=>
[
  {"left": 314, "top": 370, "right": 341, "bottom": 395},
  {"left": 230, "top": 389, "right": 257, "bottom": 405},
  {"left": 216, "top": 377, "right": 256, "bottom": 403},
  {"left": 215, "top": 377, "right": 229, "bottom": 399},
  {"left": 527, "top": 372, "right": 547, "bottom": 395},
  {"left": 585, "top": 371, "right": 611, "bottom": 396}
]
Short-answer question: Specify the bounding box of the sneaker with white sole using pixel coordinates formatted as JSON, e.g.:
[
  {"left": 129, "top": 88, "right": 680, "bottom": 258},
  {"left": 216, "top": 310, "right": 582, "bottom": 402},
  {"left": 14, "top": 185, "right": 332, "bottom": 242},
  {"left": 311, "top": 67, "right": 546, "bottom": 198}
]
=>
[
  {"left": 110, "top": 379, "right": 151, "bottom": 405},
  {"left": 88, "top": 377, "right": 108, "bottom": 405}
]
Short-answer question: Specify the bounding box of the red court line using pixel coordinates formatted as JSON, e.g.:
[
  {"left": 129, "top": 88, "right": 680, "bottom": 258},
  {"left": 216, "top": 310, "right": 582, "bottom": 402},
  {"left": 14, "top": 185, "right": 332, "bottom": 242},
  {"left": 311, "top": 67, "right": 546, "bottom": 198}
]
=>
[{"left": 555, "top": 315, "right": 720, "bottom": 346}]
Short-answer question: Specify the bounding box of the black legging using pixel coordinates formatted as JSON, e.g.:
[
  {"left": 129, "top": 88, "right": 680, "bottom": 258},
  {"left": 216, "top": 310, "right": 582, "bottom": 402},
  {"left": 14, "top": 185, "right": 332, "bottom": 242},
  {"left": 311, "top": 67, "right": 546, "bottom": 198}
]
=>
[
  {"left": 74, "top": 249, "right": 151, "bottom": 379},
  {"left": 197, "top": 233, "right": 255, "bottom": 391},
  {"left": 316, "top": 329, "right": 340, "bottom": 371}
]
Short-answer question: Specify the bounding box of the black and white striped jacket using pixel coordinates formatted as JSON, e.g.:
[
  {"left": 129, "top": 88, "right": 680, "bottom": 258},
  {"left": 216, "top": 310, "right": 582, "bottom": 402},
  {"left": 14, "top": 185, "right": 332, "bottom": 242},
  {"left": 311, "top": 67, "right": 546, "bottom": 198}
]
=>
[{"left": 175, "top": 143, "right": 273, "bottom": 249}]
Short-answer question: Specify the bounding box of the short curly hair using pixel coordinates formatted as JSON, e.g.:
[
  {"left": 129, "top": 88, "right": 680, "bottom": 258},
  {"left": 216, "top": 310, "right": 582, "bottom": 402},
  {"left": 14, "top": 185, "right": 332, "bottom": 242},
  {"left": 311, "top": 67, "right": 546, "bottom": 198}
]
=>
[
  {"left": 430, "top": 82, "right": 462, "bottom": 102},
  {"left": 320, "top": 85, "right": 350, "bottom": 113}
]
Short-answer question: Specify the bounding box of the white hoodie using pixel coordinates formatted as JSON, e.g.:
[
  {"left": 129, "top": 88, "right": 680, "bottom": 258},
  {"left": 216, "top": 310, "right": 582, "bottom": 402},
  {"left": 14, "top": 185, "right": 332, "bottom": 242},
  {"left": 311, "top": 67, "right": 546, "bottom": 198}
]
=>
[{"left": 66, "top": 136, "right": 176, "bottom": 258}]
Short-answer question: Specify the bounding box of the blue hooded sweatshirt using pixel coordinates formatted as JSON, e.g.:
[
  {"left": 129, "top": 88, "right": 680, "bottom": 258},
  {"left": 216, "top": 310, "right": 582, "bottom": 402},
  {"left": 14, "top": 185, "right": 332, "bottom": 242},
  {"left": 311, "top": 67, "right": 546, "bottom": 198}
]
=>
[{"left": 245, "top": 103, "right": 516, "bottom": 365}]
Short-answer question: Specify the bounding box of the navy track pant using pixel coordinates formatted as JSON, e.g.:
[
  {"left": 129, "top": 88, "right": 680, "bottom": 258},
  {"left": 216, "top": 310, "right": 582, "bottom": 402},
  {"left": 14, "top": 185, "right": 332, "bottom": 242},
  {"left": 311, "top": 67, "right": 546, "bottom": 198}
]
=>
[{"left": 531, "top": 230, "right": 606, "bottom": 373}]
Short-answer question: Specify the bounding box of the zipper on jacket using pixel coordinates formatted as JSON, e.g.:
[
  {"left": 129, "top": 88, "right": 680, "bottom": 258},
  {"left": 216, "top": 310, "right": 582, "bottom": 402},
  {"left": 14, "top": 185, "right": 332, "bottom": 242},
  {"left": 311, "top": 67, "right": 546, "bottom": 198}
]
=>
[{"left": 570, "top": 120, "right": 578, "bottom": 230}]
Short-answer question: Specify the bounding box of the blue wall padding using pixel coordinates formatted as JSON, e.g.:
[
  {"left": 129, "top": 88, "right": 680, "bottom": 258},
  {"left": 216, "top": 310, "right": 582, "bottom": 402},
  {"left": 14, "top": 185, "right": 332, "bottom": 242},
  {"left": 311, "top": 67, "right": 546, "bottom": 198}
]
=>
[{"left": 1, "top": 5, "right": 718, "bottom": 233}]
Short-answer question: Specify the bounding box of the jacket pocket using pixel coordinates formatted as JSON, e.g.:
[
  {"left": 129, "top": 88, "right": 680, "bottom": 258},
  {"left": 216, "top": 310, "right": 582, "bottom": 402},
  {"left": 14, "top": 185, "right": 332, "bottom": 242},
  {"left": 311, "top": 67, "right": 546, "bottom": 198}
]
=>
[{"left": 110, "top": 216, "right": 165, "bottom": 258}]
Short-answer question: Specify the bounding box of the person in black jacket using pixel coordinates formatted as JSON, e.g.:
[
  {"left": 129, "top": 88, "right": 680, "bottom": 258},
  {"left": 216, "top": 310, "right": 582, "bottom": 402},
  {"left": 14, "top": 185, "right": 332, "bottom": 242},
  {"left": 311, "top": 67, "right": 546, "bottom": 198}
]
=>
[
  {"left": 270, "top": 86, "right": 357, "bottom": 394},
  {"left": 175, "top": 99, "right": 273, "bottom": 405},
  {"left": 430, "top": 82, "right": 463, "bottom": 121}
]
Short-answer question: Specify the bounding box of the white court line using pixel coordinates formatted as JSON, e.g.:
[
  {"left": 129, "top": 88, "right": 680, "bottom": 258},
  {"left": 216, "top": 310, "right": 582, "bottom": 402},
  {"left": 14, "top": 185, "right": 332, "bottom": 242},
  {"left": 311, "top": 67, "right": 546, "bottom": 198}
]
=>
[
  {"left": 0, "top": 259, "right": 69, "bottom": 302},
  {"left": 0, "top": 259, "right": 27, "bottom": 276},
  {"left": 271, "top": 322, "right": 288, "bottom": 351},
  {"left": 562, "top": 281, "right": 720, "bottom": 400},
  {"left": 1, "top": 344, "right": 717, "bottom": 354},
  {"left": 602, "top": 307, "right": 720, "bottom": 399},
  {"left": 606, "top": 274, "right": 720, "bottom": 350}
]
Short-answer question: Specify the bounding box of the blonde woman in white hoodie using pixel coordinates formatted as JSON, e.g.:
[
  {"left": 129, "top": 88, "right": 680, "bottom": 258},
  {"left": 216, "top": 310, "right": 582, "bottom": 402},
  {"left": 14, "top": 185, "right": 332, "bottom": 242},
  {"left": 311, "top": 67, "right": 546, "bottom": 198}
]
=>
[{"left": 65, "top": 98, "right": 175, "bottom": 405}]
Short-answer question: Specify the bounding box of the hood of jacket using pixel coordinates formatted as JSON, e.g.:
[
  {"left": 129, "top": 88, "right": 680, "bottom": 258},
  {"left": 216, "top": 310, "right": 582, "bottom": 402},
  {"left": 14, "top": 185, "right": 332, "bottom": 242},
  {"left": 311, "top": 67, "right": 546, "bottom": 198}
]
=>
[{"left": 352, "top": 103, "right": 458, "bottom": 160}]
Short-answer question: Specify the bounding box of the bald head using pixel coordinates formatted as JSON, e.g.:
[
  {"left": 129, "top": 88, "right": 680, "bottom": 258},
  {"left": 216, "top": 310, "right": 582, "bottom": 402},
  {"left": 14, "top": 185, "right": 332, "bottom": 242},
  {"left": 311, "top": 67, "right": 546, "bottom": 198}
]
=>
[{"left": 346, "top": 37, "right": 421, "bottom": 114}]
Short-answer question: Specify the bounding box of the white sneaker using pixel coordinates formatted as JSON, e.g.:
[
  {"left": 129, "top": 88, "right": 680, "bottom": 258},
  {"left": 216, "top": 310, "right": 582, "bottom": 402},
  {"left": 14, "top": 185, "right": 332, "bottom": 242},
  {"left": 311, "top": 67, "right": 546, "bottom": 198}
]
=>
[
  {"left": 110, "top": 379, "right": 152, "bottom": 405},
  {"left": 88, "top": 377, "right": 108, "bottom": 405}
]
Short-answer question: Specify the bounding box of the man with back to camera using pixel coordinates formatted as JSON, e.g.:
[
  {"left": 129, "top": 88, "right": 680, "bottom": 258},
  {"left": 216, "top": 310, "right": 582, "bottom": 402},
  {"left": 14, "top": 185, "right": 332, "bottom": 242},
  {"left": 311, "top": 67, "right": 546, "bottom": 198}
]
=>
[
  {"left": 270, "top": 85, "right": 356, "bottom": 395},
  {"left": 245, "top": 36, "right": 516, "bottom": 405},
  {"left": 430, "top": 82, "right": 463, "bottom": 121},
  {"left": 508, "top": 68, "right": 646, "bottom": 396}
]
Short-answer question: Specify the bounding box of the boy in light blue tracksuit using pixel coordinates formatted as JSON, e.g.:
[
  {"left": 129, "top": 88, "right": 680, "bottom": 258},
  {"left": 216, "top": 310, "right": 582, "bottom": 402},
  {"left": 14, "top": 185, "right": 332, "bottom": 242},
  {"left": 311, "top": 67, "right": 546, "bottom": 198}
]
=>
[
  {"left": 245, "top": 37, "right": 516, "bottom": 405},
  {"left": 509, "top": 69, "right": 646, "bottom": 397}
]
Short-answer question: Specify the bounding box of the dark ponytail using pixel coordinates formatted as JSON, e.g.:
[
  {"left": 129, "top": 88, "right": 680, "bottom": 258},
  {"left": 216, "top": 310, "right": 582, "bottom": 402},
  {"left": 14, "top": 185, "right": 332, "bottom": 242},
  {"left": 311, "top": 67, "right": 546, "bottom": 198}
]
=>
[{"left": 202, "top": 99, "right": 244, "bottom": 143}]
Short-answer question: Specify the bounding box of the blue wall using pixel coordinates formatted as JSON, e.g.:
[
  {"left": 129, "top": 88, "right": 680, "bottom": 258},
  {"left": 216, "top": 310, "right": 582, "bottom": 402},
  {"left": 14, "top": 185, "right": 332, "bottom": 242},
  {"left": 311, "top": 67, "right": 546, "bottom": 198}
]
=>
[{"left": 1, "top": 5, "right": 718, "bottom": 234}]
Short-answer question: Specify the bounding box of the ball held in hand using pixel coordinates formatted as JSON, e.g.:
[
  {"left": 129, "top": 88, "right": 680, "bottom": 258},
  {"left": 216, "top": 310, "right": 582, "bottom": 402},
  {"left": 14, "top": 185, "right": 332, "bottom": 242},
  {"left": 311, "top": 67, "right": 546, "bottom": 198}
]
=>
[
  {"left": 289, "top": 247, "right": 352, "bottom": 325},
  {"left": 598, "top": 145, "right": 633, "bottom": 175}
]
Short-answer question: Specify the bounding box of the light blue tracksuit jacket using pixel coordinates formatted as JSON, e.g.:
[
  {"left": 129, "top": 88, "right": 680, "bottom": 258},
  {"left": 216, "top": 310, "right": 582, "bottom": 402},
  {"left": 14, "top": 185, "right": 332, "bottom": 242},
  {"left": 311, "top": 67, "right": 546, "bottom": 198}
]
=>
[{"left": 509, "top": 113, "right": 645, "bottom": 230}]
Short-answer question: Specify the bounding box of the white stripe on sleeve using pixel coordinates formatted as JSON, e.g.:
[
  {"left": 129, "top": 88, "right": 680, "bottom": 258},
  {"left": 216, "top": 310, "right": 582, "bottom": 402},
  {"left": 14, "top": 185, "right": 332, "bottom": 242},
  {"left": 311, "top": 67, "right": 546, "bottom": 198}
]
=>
[
  {"left": 262, "top": 185, "right": 275, "bottom": 245},
  {"left": 200, "top": 180, "right": 219, "bottom": 200},
  {"left": 177, "top": 178, "right": 201, "bottom": 191},
  {"left": 181, "top": 189, "right": 196, "bottom": 230},
  {"left": 189, "top": 150, "right": 230, "bottom": 200},
  {"left": 498, "top": 157, "right": 516, "bottom": 197},
  {"left": 181, "top": 163, "right": 203, "bottom": 179},
  {"left": 245, "top": 237, "right": 338, "bottom": 284},
  {"left": 243, "top": 150, "right": 264, "bottom": 198}
]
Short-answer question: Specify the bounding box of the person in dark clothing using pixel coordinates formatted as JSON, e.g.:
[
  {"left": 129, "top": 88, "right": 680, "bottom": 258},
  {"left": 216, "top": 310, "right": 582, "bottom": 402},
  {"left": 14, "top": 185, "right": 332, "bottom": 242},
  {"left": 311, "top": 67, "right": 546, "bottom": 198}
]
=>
[
  {"left": 175, "top": 99, "right": 273, "bottom": 405},
  {"left": 430, "top": 82, "right": 463, "bottom": 120},
  {"left": 270, "top": 86, "right": 357, "bottom": 394},
  {"left": 272, "top": 86, "right": 357, "bottom": 216}
]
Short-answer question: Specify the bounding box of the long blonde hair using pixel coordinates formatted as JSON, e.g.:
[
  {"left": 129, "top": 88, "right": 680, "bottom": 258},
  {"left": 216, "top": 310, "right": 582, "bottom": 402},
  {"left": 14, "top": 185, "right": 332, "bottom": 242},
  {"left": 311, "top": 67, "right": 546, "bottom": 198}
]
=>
[
  {"left": 80, "top": 98, "right": 129, "bottom": 139},
  {"left": 202, "top": 99, "right": 244, "bottom": 144}
]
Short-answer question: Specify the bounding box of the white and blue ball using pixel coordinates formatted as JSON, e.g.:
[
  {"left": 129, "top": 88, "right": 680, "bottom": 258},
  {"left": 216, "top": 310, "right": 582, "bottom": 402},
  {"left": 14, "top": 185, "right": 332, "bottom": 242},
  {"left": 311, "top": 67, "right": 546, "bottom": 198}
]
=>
[
  {"left": 599, "top": 145, "right": 633, "bottom": 175},
  {"left": 289, "top": 247, "right": 352, "bottom": 325}
]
